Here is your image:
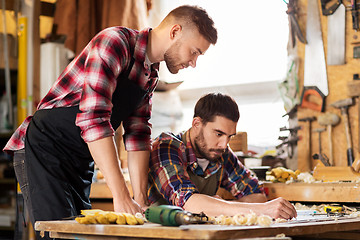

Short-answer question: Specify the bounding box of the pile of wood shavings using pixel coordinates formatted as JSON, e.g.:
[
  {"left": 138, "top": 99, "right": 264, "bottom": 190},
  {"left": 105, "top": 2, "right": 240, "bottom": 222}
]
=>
[{"left": 209, "top": 211, "right": 273, "bottom": 227}]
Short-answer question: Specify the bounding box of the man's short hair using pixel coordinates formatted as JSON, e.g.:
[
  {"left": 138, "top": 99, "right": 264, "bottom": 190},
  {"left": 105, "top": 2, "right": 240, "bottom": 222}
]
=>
[
  {"left": 194, "top": 93, "right": 240, "bottom": 124},
  {"left": 165, "top": 5, "right": 217, "bottom": 45}
]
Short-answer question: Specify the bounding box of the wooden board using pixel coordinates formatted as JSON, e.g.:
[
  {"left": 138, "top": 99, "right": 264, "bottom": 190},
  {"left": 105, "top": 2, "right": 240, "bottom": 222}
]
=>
[
  {"left": 264, "top": 182, "right": 360, "bottom": 202},
  {"left": 35, "top": 218, "right": 360, "bottom": 240},
  {"left": 90, "top": 182, "right": 113, "bottom": 199}
]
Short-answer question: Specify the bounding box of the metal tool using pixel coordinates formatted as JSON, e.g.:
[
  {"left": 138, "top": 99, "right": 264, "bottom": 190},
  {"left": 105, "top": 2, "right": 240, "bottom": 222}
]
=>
[
  {"left": 331, "top": 98, "right": 355, "bottom": 166},
  {"left": 145, "top": 205, "right": 210, "bottom": 226},
  {"left": 299, "top": 116, "right": 316, "bottom": 171},
  {"left": 280, "top": 126, "right": 302, "bottom": 132},
  {"left": 321, "top": 0, "right": 345, "bottom": 65},
  {"left": 352, "top": 0, "right": 359, "bottom": 31},
  {"left": 286, "top": 0, "right": 307, "bottom": 48},
  {"left": 318, "top": 113, "right": 340, "bottom": 165},
  {"left": 327, "top": 3, "right": 346, "bottom": 65},
  {"left": 301, "top": 0, "right": 328, "bottom": 112},
  {"left": 312, "top": 128, "right": 330, "bottom": 166}
]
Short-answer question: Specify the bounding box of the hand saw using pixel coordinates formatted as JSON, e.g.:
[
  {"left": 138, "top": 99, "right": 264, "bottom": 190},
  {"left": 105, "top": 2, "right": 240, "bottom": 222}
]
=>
[
  {"left": 321, "top": 0, "right": 346, "bottom": 65},
  {"left": 301, "top": 0, "right": 328, "bottom": 112}
]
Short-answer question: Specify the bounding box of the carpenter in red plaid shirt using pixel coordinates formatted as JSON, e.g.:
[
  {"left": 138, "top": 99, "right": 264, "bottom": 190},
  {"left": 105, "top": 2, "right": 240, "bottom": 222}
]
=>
[
  {"left": 148, "top": 93, "right": 297, "bottom": 219},
  {"left": 3, "top": 5, "right": 217, "bottom": 238}
]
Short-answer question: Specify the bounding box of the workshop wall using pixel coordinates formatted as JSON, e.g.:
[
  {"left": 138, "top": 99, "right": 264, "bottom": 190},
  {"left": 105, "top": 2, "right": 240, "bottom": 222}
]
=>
[{"left": 296, "top": 0, "right": 360, "bottom": 171}]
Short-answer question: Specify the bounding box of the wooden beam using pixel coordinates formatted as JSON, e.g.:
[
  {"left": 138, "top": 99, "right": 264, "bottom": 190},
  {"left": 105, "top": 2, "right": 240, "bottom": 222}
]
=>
[
  {"left": 32, "top": 0, "right": 40, "bottom": 111},
  {"left": 3, "top": 0, "right": 18, "bottom": 11},
  {"left": 40, "top": 1, "right": 55, "bottom": 17}
]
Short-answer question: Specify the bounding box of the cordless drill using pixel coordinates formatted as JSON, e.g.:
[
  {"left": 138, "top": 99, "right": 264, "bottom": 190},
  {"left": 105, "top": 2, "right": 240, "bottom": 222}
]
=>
[{"left": 145, "top": 205, "right": 210, "bottom": 226}]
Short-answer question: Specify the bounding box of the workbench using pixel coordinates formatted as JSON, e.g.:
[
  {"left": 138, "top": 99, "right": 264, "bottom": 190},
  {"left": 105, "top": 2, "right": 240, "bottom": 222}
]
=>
[
  {"left": 90, "top": 181, "right": 360, "bottom": 212},
  {"left": 264, "top": 182, "right": 360, "bottom": 202},
  {"left": 35, "top": 216, "right": 360, "bottom": 240}
]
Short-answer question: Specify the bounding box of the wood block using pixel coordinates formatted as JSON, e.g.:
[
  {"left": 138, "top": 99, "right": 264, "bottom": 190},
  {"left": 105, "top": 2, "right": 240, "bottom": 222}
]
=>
[
  {"left": 347, "top": 81, "right": 360, "bottom": 97},
  {"left": 229, "top": 132, "right": 247, "bottom": 153},
  {"left": 313, "top": 164, "right": 360, "bottom": 181},
  {"left": 264, "top": 182, "right": 360, "bottom": 202}
]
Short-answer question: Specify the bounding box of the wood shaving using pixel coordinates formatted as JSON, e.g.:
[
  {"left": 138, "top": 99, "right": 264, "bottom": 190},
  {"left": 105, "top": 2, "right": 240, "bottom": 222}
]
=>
[
  {"left": 275, "top": 218, "right": 287, "bottom": 223},
  {"left": 256, "top": 215, "right": 272, "bottom": 227},
  {"left": 214, "top": 212, "right": 273, "bottom": 227}
]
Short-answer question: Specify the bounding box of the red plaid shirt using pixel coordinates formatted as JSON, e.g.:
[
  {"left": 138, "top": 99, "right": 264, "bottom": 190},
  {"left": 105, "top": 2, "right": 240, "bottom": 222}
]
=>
[{"left": 4, "top": 27, "right": 159, "bottom": 154}]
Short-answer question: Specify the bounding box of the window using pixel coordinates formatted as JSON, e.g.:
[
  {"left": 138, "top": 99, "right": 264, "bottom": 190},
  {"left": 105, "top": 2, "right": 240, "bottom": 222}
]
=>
[
  {"left": 151, "top": 0, "right": 290, "bottom": 149},
  {"left": 154, "top": 0, "right": 289, "bottom": 89}
]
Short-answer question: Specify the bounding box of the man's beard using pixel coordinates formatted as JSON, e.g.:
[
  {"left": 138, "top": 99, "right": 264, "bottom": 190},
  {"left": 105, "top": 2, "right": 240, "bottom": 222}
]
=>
[
  {"left": 164, "top": 40, "right": 183, "bottom": 74},
  {"left": 194, "top": 129, "right": 226, "bottom": 162}
]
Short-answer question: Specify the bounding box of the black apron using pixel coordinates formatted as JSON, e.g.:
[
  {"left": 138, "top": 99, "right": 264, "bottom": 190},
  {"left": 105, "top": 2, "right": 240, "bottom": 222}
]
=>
[{"left": 24, "top": 57, "right": 150, "bottom": 226}]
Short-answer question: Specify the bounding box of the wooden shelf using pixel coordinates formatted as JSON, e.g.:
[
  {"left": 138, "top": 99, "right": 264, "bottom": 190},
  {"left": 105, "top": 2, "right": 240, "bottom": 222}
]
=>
[{"left": 264, "top": 182, "right": 360, "bottom": 203}]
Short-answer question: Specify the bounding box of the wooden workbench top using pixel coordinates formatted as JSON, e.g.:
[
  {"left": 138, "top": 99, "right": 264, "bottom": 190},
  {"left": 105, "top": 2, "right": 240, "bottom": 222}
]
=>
[
  {"left": 35, "top": 217, "right": 360, "bottom": 240},
  {"left": 91, "top": 181, "right": 360, "bottom": 203},
  {"left": 264, "top": 182, "right": 360, "bottom": 202}
]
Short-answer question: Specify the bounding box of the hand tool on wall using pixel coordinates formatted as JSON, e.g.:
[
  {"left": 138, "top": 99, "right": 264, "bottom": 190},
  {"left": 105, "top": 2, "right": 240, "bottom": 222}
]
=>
[
  {"left": 145, "top": 205, "right": 210, "bottom": 226},
  {"left": 299, "top": 116, "right": 317, "bottom": 170},
  {"left": 318, "top": 113, "right": 341, "bottom": 165},
  {"left": 279, "top": 126, "right": 302, "bottom": 132},
  {"left": 321, "top": 0, "right": 345, "bottom": 65},
  {"left": 301, "top": 0, "right": 328, "bottom": 112},
  {"left": 312, "top": 127, "right": 330, "bottom": 166},
  {"left": 352, "top": 0, "right": 359, "bottom": 31},
  {"left": 331, "top": 98, "right": 355, "bottom": 166},
  {"left": 287, "top": 0, "right": 307, "bottom": 48},
  {"left": 347, "top": 78, "right": 360, "bottom": 153}
]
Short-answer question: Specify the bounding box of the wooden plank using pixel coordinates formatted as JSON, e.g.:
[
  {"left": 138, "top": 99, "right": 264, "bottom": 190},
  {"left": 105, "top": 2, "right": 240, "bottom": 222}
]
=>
[
  {"left": 40, "top": 2, "right": 55, "bottom": 17},
  {"left": 35, "top": 218, "right": 360, "bottom": 240},
  {"left": 264, "top": 182, "right": 360, "bottom": 202},
  {"left": 90, "top": 182, "right": 113, "bottom": 199},
  {"left": 50, "top": 231, "right": 291, "bottom": 240}
]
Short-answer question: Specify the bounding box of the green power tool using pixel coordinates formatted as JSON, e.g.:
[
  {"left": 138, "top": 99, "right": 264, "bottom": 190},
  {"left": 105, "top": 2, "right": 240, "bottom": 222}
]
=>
[{"left": 145, "top": 205, "right": 210, "bottom": 226}]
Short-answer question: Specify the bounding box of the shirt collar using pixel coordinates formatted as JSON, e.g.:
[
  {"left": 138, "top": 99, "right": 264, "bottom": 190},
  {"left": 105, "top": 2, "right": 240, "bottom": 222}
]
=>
[
  {"left": 134, "top": 28, "right": 159, "bottom": 70},
  {"left": 181, "top": 129, "right": 222, "bottom": 177}
]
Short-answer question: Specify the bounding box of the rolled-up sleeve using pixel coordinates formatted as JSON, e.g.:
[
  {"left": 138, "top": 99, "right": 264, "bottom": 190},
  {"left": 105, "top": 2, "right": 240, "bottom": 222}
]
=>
[
  {"left": 75, "top": 30, "right": 129, "bottom": 142},
  {"left": 149, "top": 139, "right": 199, "bottom": 207},
  {"left": 122, "top": 94, "right": 152, "bottom": 151}
]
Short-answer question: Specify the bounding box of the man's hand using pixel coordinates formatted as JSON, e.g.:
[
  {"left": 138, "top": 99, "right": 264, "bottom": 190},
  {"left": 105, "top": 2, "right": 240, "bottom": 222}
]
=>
[
  {"left": 113, "top": 196, "right": 143, "bottom": 215},
  {"left": 87, "top": 137, "right": 144, "bottom": 215},
  {"left": 258, "top": 197, "right": 297, "bottom": 219}
]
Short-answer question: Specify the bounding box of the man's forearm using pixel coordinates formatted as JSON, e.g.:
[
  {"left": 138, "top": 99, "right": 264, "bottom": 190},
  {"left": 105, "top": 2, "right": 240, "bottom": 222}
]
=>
[
  {"left": 127, "top": 150, "right": 150, "bottom": 207},
  {"left": 183, "top": 193, "right": 296, "bottom": 219},
  {"left": 184, "top": 193, "right": 255, "bottom": 217},
  {"left": 87, "top": 136, "right": 131, "bottom": 200}
]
